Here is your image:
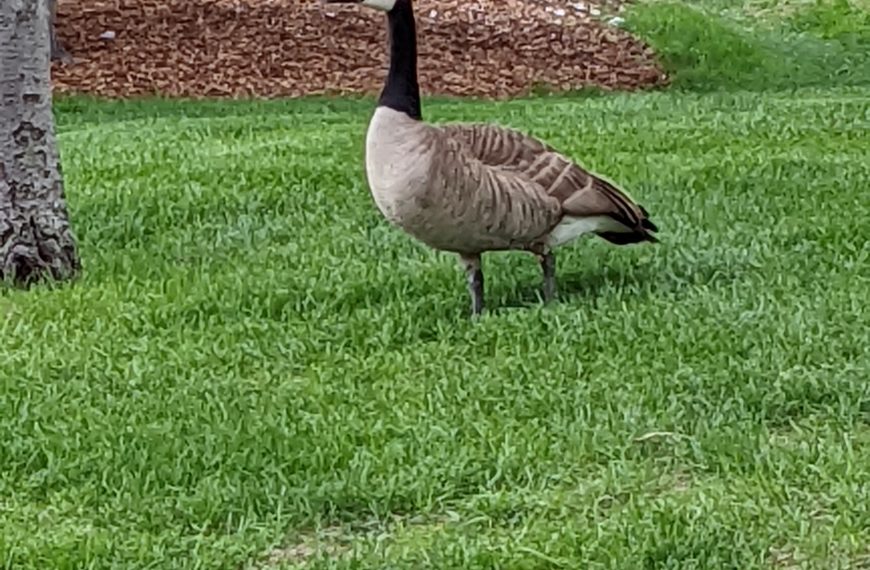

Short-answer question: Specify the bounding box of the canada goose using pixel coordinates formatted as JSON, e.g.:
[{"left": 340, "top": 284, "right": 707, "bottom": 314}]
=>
[{"left": 323, "top": 0, "right": 659, "bottom": 316}]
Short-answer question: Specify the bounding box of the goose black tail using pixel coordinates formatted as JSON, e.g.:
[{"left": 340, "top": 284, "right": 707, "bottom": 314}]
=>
[{"left": 598, "top": 204, "right": 659, "bottom": 245}]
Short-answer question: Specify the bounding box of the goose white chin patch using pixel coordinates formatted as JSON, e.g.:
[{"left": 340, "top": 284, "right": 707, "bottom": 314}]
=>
[
  {"left": 547, "top": 216, "right": 627, "bottom": 247},
  {"left": 361, "top": 0, "right": 397, "bottom": 10}
]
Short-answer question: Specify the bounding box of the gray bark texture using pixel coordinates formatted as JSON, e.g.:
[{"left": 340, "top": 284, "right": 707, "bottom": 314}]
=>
[{"left": 1, "top": 0, "right": 80, "bottom": 286}]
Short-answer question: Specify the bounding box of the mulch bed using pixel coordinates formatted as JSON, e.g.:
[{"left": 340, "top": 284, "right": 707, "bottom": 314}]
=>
[{"left": 51, "top": 0, "right": 668, "bottom": 99}]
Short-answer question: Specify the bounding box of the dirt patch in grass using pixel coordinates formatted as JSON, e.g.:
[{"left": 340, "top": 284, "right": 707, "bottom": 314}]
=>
[
  {"left": 262, "top": 526, "right": 352, "bottom": 568},
  {"left": 258, "top": 515, "right": 455, "bottom": 568}
]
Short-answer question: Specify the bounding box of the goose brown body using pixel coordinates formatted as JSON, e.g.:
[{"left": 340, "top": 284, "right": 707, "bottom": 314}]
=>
[
  {"left": 366, "top": 107, "right": 657, "bottom": 256},
  {"left": 366, "top": 107, "right": 563, "bottom": 254}
]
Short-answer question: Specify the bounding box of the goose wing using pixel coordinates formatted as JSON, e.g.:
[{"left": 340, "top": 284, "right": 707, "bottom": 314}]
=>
[
  {"left": 424, "top": 129, "right": 564, "bottom": 250},
  {"left": 436, "top": 122, "right": 658, "bottom": 243}
]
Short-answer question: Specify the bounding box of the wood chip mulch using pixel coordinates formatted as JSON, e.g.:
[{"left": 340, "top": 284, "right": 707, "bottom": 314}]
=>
[{"left": 51, "top": 0, "right": 668, "bottom": 99}]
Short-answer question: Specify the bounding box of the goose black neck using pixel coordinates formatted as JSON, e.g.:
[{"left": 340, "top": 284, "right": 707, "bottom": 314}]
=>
[{"left": 378, "top": 2, "right": 421, "bottom": 120}]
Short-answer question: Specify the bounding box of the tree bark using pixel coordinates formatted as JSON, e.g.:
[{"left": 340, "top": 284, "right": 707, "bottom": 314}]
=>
[{"left": 1, "top": 0, "right": 80, "bottom": 286}]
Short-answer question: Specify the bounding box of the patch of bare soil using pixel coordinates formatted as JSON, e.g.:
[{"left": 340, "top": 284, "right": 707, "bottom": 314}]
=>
[{"left": 52, "top": 0, "right": 668, "bottom": 99}]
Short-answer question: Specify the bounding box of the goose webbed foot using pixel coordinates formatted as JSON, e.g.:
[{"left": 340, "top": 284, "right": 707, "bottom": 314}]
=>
[
  {"left": 539, "top": 251, "right": 557, "bottom": 303},
  {"left": 460, "top": 254, "right": 484, "bottom": 316}
]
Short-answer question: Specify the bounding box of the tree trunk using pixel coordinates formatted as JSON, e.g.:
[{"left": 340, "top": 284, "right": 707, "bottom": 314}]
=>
[{"left": 0, "top": 0, "right": 80, "bottom": 286}]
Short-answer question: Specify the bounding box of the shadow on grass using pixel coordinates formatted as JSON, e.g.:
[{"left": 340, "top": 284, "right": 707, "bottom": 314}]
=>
[{"left": 492, "top": 255, "right": 748, "bottom": 312}]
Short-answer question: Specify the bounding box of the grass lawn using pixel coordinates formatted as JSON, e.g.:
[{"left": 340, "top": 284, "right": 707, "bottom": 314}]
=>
[{"left": 2, "top": 2, "right": 870, "bottom": 569}]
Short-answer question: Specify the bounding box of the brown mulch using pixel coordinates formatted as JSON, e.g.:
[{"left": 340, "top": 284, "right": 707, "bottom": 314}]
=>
[{"left": 51, "top": 0, "right": 668, "bottom": 100}]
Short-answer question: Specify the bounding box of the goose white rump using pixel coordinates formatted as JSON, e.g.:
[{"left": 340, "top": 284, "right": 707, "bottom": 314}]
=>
[{"left": 546, "top": 215, "right": 630, "bottom": 247}]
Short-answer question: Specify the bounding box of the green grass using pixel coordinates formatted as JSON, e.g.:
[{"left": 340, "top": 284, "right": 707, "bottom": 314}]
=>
[
  {"left": 626, "top": 0, "right": 870, "bottom": 91},
  {"left": 2, "top": 86, "right": 868, "bottom": 569}
]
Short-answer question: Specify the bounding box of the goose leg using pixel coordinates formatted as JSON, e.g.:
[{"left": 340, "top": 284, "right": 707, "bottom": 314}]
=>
[
  {"left": 460, "top": 254, "right": 484, "bottom": 316},
  {"left": 539, "top": 251, "right": 557, "bottom": 302}
]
